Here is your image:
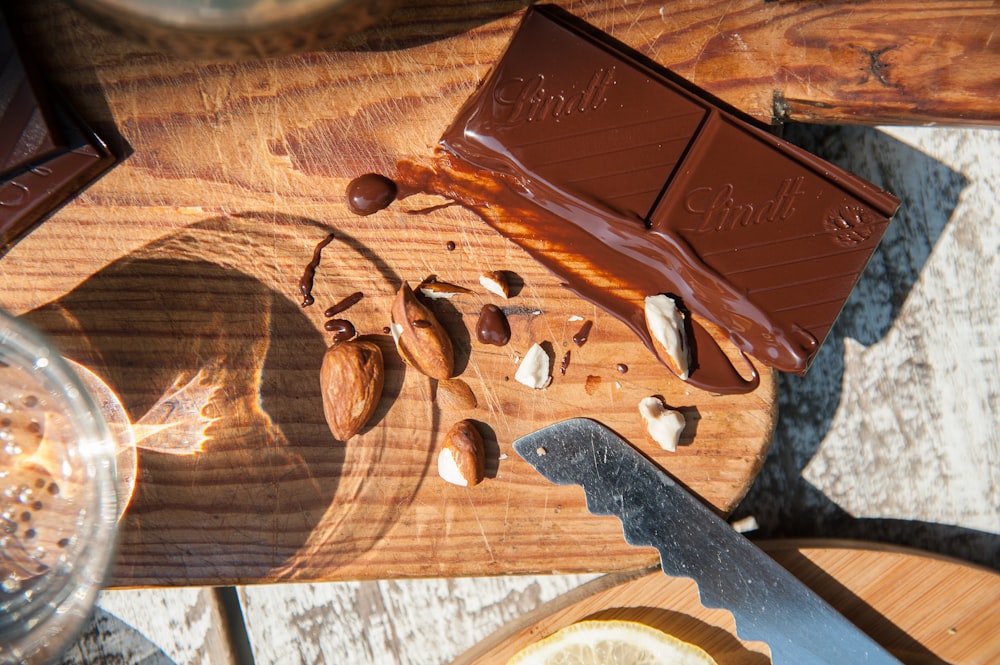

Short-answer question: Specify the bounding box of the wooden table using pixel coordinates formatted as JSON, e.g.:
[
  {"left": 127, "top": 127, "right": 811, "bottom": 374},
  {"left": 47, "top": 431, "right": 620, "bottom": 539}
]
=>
[{"left": 1, "top": 0, "right": 997, "bottom": 663}]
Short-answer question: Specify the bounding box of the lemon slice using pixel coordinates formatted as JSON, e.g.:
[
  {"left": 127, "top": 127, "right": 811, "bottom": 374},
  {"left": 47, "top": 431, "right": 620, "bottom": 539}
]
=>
[{"left": 506, "top": 619, "right": 719, "bottom": 665}]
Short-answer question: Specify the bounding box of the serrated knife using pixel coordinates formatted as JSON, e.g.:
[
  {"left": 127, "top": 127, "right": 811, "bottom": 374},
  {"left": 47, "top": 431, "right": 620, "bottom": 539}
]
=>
[{"left": 513, "top": 418, "right": 903, "bottom": 664}]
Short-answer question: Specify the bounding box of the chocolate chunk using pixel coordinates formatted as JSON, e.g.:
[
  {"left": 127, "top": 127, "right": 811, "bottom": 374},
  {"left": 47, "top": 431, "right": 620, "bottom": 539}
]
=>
[
  {"left": 475, "top": 303, "right": 511, "bottom": 346},
  {"left": 0, "top": 10, "right": 117, "bottom": 256},
  {"left": 429, "top": 5, "right": 899, "bottom": 387}
]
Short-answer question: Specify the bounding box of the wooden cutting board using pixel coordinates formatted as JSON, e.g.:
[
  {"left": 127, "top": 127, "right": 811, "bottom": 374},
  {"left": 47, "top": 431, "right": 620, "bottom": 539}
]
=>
[
  {"left": 455, "top": 540, "right": 1000, "bottom": 664},
  {"left": 0, "top": 2, "right": 996, "bottom": 587}
]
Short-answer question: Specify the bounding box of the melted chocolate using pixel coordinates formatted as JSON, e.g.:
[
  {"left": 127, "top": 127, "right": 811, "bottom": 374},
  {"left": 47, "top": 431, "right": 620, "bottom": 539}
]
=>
[
  {"left": 572, "top": 320, "right": 593, "bottom": 347},
  {"left": 346, "top": 173, "right": 396, "bottom": 215},
  {"left": 377, "top": 6, "right": 899, "bottom": 394},
  {"left": 475, "top": 304, "right": 511, "bottom": 346},
  {"left": 324, "top": 318, "right": 356, "bottom": 345},
  {"left": 298, "top": 232, "right": 335, "bottom": 307}
]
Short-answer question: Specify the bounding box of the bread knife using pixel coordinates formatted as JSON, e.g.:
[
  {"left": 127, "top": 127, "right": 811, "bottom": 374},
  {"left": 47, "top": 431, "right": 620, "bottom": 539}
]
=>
[{"left": 513, "top": 418, "right": 903, "bottom": 664}]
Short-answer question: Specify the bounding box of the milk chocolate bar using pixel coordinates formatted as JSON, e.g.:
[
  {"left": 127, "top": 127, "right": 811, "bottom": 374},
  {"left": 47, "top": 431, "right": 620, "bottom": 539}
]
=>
[
  {"left": 0, "top": 11, "right": 116, "bottom": 256},
  {"left": 439, "top": 5, "right": 900, "bottom": 379}
]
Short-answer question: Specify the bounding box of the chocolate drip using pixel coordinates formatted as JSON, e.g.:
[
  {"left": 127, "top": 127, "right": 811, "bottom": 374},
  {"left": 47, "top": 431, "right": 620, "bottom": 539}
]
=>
[{"left": 298, "top": 232, "right": 335, "bottom": 307}]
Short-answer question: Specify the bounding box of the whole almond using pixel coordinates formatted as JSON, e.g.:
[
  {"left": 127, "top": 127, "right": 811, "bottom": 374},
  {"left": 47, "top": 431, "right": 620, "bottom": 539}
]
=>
[
  {"left": 390, "top": 282, "right": 454, "bottom": 380},
  {"left": 437, "top": 419, "right": 485, "bottom": 487},
  {"left": 320, "top": 339, "right": 384, "bottom": 441},
  {"left": 437, "top": 378, "right": 478, "bottom": 410}
]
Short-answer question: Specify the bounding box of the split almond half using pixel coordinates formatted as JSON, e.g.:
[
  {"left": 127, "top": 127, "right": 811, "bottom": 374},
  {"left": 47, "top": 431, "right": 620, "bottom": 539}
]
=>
[
  {"left": 390, "top": 282, "right": 455, "bottom": 380},
  {"left": 438, "top": 419, "right": 485, "bottom": 487},
  {"left": 644, "top": 294, "right": 690, "bottom": 380}
]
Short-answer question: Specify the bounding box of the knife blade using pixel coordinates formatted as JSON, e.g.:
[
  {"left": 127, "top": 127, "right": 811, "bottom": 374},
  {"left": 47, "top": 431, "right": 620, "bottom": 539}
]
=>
[{"left": 513, "top": 418, "right": 903, "bottom": 664}]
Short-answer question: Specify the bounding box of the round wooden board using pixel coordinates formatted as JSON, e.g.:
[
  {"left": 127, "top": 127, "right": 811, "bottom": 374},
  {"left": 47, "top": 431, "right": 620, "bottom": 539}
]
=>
[{"left": 454, "top": 540, "right": 1000, "bottom": 664}]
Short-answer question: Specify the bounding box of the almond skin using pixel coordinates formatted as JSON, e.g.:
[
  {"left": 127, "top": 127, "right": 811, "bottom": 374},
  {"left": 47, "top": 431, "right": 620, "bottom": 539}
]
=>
[
  {"left": 437, "top": 378, "right": 478, "bottom": 410},
  {"left": 320, "top": 339, "right": 385, "bottom": 441},
  {"left": 390, "top": 282, "right": 455, "bottom": 380},
  {"left": 437, "top": 419, "right": 486, "bottom": 486}
]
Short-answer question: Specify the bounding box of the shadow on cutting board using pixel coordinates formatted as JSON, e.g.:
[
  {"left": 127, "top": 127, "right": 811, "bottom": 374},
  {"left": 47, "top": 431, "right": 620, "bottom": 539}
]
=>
[
  {"left": 733, "top": 125, "right": 1000, "bottom": 571},
  {"left": 339, "top": 0, "right": 535, "bottom": 52},
  {"left": 21, "top": 212, "right": 429, "bottom": 583}
]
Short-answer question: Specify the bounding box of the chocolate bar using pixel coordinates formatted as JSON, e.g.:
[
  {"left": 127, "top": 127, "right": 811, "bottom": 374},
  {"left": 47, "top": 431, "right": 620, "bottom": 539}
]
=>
[
  {"left": 429, "top": 5, "right": 899, "bottom": 390},
  {"left": 0, "top": 11, "right": 116, "bottom": 256}
]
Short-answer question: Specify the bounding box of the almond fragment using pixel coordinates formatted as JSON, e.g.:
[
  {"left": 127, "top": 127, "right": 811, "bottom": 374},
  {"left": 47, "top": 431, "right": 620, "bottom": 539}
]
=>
[
  {"left": 320, "top": 339, "right": 385, "bottom": 441},
  {"left": 479, "top": 270, "right": 510, "bottom": 299},
  {"left": 437, "top": 378, "right": 478, "bottom": 410},
  {"left": 391, "top": 282, "right": 455, "bottom": 380},
  {"left": 438, "top": 419, "right": 485, "bottom": 486},
  {"left": 417, "top": 275, "right": 473, "bottom": 300},
  {"left": 644, "top": 294, "right": 690, "bottom": 380},
  {"left": 638, "top": 396, "right": 685, "bottom": 452},
  {"left": 514, "top": 343, "right": 551, "bottom": 389}
]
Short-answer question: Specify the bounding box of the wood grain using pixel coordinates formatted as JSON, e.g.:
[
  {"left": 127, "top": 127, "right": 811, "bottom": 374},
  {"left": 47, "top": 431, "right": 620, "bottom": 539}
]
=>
[
  {"left": 455, "top": 540, "right": 1000, "bottom": 664},
  {"left": 1, "top": 1, "right": 782, "bottom": 587},
  {"left": 0, "top": 1, "right": 993, "bottom": 588}
]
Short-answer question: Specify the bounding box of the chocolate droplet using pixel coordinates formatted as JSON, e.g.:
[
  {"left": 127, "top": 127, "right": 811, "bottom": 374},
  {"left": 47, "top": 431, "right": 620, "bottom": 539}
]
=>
[
  {"left": 346, "top": 173, "right": 397, "bottom": 215},
  {"left": 559, "top": 350, "right": 571, "bottom": 375},
  {"left": 476, "top": 304, "right": 511, "bottom": 346}
]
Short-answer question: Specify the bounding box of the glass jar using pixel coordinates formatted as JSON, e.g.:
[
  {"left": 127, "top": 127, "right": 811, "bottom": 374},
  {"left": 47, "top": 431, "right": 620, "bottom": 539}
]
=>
[{"left": 0, "top": 309, "right": 118, "bottom": 665}]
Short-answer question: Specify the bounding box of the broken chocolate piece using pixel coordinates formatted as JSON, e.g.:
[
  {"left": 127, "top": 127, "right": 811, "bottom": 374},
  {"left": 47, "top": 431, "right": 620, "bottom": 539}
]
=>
[{"left": 434, "top": 5, "right": 899, "bottom": 383}]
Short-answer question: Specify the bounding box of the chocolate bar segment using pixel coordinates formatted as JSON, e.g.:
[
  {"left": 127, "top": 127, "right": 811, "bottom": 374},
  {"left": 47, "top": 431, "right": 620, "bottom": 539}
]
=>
[
  {"left": 0, "top": 11, "right": 65, "bottom": 174},
  {"left": 438, "top": 5, "right": 899, "bottom": 379},
  {"left": 0, "top": 10, "right": 117, "bottom": 256}
]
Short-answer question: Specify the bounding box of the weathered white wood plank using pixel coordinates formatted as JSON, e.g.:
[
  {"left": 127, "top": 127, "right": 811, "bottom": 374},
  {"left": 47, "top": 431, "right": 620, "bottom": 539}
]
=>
[
  {"left": 58, "top": 588, "right": 237, "bottom": 665},
  {"left": 237, "top": 574, "right": 598, "bottom": 665}
]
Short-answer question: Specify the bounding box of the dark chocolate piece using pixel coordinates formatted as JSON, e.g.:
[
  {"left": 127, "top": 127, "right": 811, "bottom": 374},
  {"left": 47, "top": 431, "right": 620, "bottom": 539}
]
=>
[
  {"left": 475, "top": 303, "right": 511, "bottom": 346},
  {"left": 0, "top": 12, "right": 64, "bottom": 174},
  {"left": 428, "top": 5, "right": 898, "bottom": 387},
  {"left": 0, "top": 11, "right": 117, "bottom": 256}
]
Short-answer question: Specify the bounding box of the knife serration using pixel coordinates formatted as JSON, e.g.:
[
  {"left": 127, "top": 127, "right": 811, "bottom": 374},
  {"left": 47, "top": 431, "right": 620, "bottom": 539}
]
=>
[{"left": 513, "top": 418, "right": 902, "bottom": 665}]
